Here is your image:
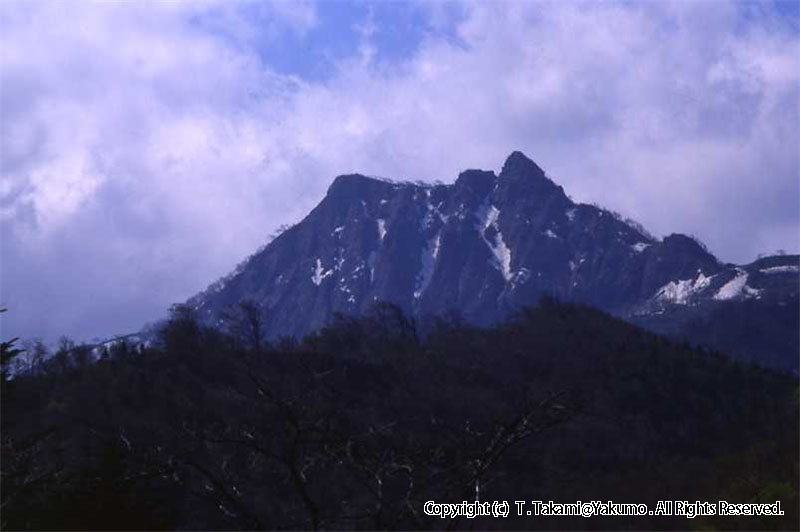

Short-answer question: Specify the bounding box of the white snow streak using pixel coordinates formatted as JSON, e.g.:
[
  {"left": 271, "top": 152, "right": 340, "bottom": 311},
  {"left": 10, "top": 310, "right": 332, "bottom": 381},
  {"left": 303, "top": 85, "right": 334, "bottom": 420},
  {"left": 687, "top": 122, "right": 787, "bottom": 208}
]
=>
[
  {"left": 475, "top": 204, "right": 512, "bottom": 281},
  {"left": 414, "top": 233, "right": 441, "bottom": 299},
  {"left": 367, "top": 251, "right": 377, "bottom": 283},
  {"left": 377, "top": 219, "right": 387, "bottom": 240},
  {"left": 760, "top": 265, "right": 799, "bottom": 274},
  {"left": 311, "top": 258, "right": 333, "bottom": 286}
]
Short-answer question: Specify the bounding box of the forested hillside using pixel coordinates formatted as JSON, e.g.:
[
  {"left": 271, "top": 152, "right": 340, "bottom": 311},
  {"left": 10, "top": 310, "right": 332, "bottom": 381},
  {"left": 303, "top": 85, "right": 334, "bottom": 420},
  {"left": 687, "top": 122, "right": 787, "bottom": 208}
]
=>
[{"left": 2, "top": 300, "right": 797, "bottom": 530}]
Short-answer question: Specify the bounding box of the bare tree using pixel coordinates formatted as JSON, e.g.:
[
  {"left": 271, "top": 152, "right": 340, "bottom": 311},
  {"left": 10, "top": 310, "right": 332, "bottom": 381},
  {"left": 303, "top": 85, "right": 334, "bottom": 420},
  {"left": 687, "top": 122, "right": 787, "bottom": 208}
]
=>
[{"left": 223, "top": 299, "right": 266, "bottom": 353}]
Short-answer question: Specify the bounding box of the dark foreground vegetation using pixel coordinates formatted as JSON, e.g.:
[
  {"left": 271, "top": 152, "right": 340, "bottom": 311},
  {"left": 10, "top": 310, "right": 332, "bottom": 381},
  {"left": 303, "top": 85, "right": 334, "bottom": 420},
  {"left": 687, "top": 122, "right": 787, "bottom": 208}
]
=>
[{"left": 2, "top": 300, "right": 798, "bottom": 530}]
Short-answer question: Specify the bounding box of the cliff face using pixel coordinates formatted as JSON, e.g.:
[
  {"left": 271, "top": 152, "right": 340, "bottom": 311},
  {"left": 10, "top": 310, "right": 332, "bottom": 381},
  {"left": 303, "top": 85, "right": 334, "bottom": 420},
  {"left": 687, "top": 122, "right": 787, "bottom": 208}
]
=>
[{"left": 187, "top": 151, "right": 798, "bottom": 370}]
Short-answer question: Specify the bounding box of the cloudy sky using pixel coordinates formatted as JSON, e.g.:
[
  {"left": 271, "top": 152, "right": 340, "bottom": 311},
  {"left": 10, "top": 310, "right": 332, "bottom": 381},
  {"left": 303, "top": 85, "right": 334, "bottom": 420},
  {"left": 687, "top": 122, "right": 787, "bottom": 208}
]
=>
[{"left": 1, "top": 0, "right": 798, "bottom": 343}]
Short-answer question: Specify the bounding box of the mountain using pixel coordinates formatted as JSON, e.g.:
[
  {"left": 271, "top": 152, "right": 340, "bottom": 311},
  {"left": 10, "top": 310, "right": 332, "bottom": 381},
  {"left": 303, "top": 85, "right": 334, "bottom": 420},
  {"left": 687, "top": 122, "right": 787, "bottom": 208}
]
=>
[{"left": 187, "top": 151, "right": 799, "bottom": 370}]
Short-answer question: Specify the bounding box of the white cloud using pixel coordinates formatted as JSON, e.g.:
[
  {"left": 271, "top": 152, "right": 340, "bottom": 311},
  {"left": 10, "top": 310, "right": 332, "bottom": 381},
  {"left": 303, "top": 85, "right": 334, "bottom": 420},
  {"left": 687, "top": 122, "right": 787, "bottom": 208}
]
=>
[{"left": 1, "top": 0, "right": 797, "bottom": 342}]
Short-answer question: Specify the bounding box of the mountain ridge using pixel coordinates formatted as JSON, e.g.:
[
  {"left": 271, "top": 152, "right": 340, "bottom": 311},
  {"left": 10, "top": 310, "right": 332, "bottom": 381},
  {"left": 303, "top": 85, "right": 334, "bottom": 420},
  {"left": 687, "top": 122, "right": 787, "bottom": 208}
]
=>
[{"left": 187, "top": 151, "right": 798, "bottom": 370}]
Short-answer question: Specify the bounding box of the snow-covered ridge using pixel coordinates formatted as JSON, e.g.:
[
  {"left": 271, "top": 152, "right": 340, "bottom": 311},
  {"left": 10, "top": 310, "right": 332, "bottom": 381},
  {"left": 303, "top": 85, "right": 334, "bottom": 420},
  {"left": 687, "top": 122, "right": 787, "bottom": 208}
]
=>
[
  {"left": 654, "top": 267, "right": 767, "bottom": 305},
  {"left": 760, "top": 265, "right": 798, "bottom": 274},
  {"left": 655, "top": 272, "right": 712, "bottom": 305}
]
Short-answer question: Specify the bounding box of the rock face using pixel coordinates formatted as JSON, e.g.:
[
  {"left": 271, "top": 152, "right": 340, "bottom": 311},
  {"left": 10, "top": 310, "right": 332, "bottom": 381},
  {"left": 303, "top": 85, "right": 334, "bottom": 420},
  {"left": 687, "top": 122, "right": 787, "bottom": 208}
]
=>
[{"left": 187, "top": 151, "right": 799, "bottom": 370}]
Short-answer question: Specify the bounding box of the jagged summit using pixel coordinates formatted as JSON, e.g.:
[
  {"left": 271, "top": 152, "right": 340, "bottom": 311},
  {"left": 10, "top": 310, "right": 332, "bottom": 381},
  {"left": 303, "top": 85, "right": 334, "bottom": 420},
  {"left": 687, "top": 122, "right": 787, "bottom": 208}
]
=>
[
  {"left": 186, "top": 151, "right": 799, "bottom": 370},
  {"left": 501, "top": 150, "right": 547, "bottom": 177},
  {"left": 454, "top": 169, "right": 496, "bottom": 200},
  {"left": 325, "top": 173, "right": 397, "bottom": 201},
  {"left": 495, "top": 151, "right": 565, "bottom": 207},
  {"left": 325, "top": 152, "right": 558, "bottom": 203},
  {"left": 328, "top": 172, "right": 373, "bottom": 188}
]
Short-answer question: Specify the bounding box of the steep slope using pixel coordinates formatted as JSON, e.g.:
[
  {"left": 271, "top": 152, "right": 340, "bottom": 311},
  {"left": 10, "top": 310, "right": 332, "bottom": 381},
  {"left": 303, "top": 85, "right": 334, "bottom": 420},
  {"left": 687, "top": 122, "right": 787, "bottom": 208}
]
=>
[{"left": 187, "top": 151, "right": 798, "bottom": 369}]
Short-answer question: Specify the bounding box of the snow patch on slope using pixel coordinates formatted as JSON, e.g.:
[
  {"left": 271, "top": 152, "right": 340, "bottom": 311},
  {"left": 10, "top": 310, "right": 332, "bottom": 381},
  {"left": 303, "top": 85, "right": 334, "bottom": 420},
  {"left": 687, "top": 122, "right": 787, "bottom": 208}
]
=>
[
  {"left": 415, "top": 233, "right": 441, "bottom": 299},
  {"left": 511, "top": 267, "right": 531, "bottom": 286},
  {"left": 423, "top": 195, "right": 447, "bottom": 228},
  {"left": 377, "top": 219, "right": 387, "bottom": 240},
  {"left": 311, "top": 258, "right": 333, "bottom": 286},
  {"left": 655, "top": 272, "right": 712, "bottom": 304},
  {"left": 714, "top": 270, "right": 757, "bottom": 300},
  {"left": 475, "top": 204, "right": 512, "bottom": 281},
  {"left": 493, "top": 235, "right": 512, "bottom": 281}
]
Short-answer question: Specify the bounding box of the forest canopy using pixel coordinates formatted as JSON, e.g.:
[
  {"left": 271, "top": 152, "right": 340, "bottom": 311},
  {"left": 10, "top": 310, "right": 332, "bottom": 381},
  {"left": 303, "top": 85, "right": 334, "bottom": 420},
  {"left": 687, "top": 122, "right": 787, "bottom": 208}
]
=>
[{"left": 1, "top": 300, "right": 798, "bottom": 530}]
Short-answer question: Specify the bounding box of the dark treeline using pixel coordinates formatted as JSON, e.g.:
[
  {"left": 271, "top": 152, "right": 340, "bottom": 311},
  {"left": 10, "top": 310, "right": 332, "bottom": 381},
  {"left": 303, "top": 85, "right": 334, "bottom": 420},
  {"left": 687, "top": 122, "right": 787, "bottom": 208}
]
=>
[{"left": 1, "top": 299, "right": 798, "bottom": 530}]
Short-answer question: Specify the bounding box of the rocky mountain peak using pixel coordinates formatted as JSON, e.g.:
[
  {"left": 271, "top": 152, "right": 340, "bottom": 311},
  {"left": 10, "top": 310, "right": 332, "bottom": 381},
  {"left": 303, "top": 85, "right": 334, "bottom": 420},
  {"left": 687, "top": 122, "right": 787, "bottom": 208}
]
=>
[
  {"left": 496, "top": 150, "right": 566, "bottom": 206},
  {"left": 185, "top": 152, "right": 798, "bottom": 371},
  {"left": 501, "top": 150, "right": 546, "bottom": 175},
  {"left": 660, "top": 233, "right": 720, "bottom": 272},
  {"left": 453, "top": 169, "right": 497, "bottom": 203},
  {"left": 325, "top": 173, "right": 391, "bottom": 201},
  {"left": 499, "top": 150, "right": 553, "bottom": 186}
]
